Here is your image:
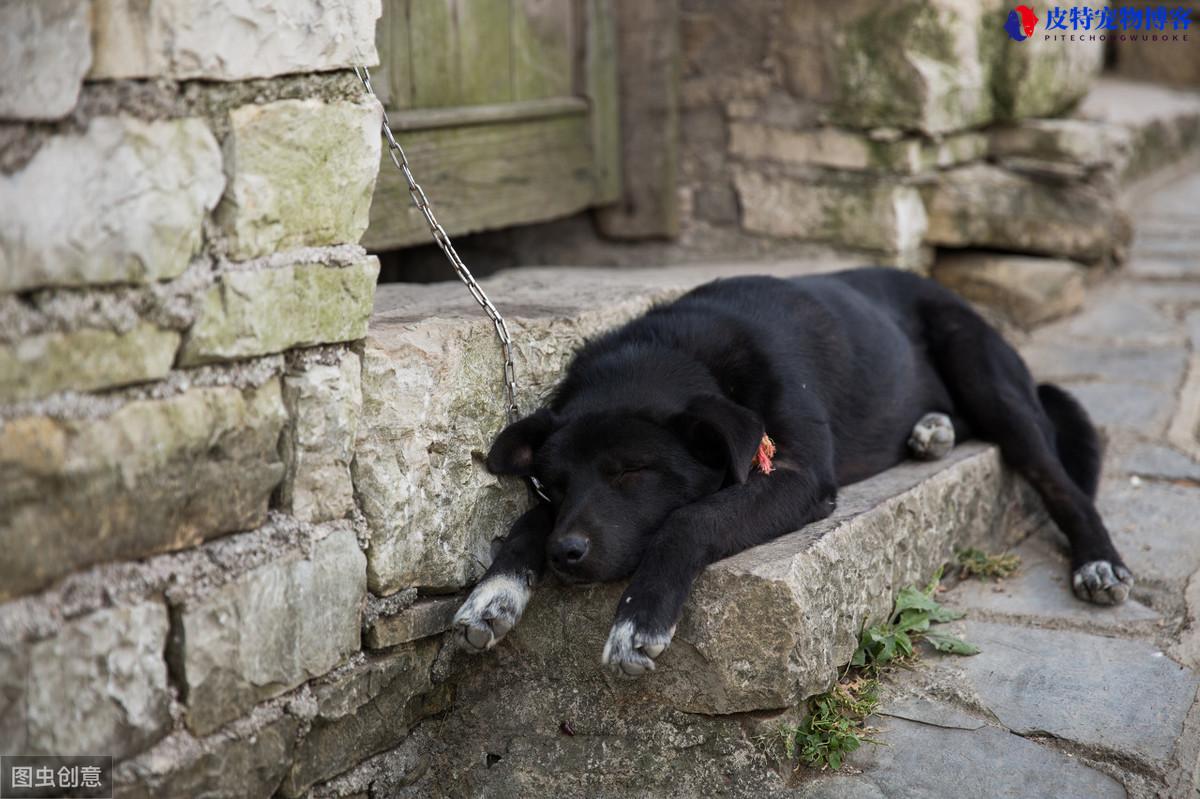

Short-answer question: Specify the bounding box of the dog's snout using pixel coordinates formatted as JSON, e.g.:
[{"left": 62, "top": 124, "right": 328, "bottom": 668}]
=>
[{"left": 550, "top": 533, "right": 591, "bottom": 567}]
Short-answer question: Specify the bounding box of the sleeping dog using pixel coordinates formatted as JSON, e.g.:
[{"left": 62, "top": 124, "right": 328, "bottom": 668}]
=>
[{"left": 452, "top": 267, "right": 1133, "bottom": 676}]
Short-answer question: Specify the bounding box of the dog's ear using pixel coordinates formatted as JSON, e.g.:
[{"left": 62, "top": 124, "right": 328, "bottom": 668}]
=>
[
  {"left": 486, "top": 408, "right": 557, "bottom": 476},
  {"left": 671, "top": 395, "right": 764, "bottom": 485}
]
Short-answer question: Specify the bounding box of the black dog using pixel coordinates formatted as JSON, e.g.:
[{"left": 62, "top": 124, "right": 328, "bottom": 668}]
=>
[{"left": 453, "top": 267, "right": 1133, "bottom": 675}]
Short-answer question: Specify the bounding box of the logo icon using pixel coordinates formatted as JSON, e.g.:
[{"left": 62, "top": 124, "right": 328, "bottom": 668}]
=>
[{"left": 1004, "top": 5, "right": 1040, "bottom": 40}]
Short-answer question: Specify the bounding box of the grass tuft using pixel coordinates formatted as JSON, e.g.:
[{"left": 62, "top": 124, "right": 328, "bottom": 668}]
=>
[
  {"left": 776, "top": 677, "right": 881, "bottom": 771},
  {"left": 956, "top": 547, "right": 1021, "bottom": 580}
]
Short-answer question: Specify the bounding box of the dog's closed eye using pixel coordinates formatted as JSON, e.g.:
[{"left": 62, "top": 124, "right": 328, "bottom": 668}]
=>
[{"left": 611, "top": 466, "right": 651, "bottom": 488}]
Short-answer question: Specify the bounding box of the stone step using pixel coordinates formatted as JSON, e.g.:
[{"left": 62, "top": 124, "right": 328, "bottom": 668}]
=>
[
  {"left": 1075, "top": 77, "right": 1200, "bottom": 182},
  {"left": 353, "top": 264, "right": 1048, "bottom": 794}
]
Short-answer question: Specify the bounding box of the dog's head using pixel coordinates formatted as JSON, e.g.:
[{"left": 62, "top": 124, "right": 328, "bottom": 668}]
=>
[{"left": 487, "top": 396, "right": 763, "bottom": 583}]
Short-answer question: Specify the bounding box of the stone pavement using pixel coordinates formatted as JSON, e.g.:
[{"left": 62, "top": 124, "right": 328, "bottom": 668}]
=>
[{"left": 799, "top": 171, "right": 1200, "bottom": 798}]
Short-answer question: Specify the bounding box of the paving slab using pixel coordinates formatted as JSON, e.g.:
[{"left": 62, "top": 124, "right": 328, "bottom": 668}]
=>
[
  {"left": 1021, "top": 342, "right": 1186, "bottom": 389},
  {"left": 1034, "top": 292, "right": 1183, "bottom": 347},
  {"left": 833, "top": 712, "right": 1127, "bottom": 799},
  {"left": 945, "top": 534, "right": 1160, "bottom": 635},
  {"left": 1125, "top": 281, "right": 1200, "bottom": 308},
  {"left": 1139, "top": 171, "right": 1200, "bottom": 221},
  {"left": 1189, "top": 308, "right": 1200, "bottom": 345},
  {"left": 1054, "top": 381, "right": 1176, "bottom": 439},
  {"left": 1127, "top": 258, "right": 1200, "bottom": 282},
  {"left": 1117, "top": 444, "right": 1200, "bottom": 483},
  {"left": 944, "top": 621, "right": 1199, "bottom": 772},
  {"left": 877, "top": 695, "right": 987, "bottom": 731},
  {"left": 1097, "top": 479, "right": 1200, "bottom": 586}
]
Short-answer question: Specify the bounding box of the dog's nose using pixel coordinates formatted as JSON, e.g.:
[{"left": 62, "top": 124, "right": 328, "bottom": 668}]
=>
[{"left": 550, "top": 534, "right": 590, "bottom": 567}]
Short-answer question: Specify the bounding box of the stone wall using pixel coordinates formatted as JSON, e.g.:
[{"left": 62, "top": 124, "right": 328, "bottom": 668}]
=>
[
  {"left": 676, "top": 0, "right": 1130, "bottom": 272},
  {"left": 0, "top": 2, "right": 410, "bottom": 795},
  {"left": 461, "top": 0, "right": 1199, "bottom": 325}
]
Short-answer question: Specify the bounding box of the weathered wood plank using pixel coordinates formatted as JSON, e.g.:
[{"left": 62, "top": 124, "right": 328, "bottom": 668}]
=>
[
  {"left": 595, "top": 0, "right": 680, "bottom": 239},
  {"left": 410, "top": 0, "right": 460, "bottom": 108},
  {"left": 456, "top": 0, "right": 513, "bottom": 105},
  {"left": 511, "top": 0, "right": 575, "bottom": 100},
  {"left": 389, "top": 97, "right": 586, "bottom": 131},
  {"left": 583, "top": 0, "right": 620, "bottom": 205},
  {"left": 376, "top": 0, "right": 412, "bottom": 108},
  {"left": 364, "top": 113, "right": 598, "bottom": 250}
]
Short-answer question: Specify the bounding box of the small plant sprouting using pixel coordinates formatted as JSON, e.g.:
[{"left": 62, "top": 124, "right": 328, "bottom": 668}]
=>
[
  {"left": 956, "top": 547, "right": 1021, "bottom": 581},
  {"left": 851, "top": 567, "right": 980, "bottom": 671},
  {"left": 776, "top": 677, "right": 881, "bottom": 771},
  {"left": 773, "top": 568, "right": 979, "bottom": 772}
]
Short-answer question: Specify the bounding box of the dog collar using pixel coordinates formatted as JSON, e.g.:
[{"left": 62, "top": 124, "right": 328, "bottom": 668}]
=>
[{"left": 753, "top": 434, "right": 777, "bottom": 474}]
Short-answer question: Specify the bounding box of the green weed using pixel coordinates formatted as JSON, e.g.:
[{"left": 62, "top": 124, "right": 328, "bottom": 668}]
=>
[
  {"left": 777, "top": 677, "right": 881, "bottom": 771},
  {"left": 851, "top": 567, "right": 979, "bottom": 671},
  {"left": 774, "top": 568, "right": 979, "bottom": 772},
  {"left": 956, "top": 547, "right": 1021, "bottom": 580}
]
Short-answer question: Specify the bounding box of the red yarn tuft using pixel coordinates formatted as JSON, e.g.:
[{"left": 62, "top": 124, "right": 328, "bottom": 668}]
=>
[{"left": 753, "top": 434, "right": 777, "bottom": 475}]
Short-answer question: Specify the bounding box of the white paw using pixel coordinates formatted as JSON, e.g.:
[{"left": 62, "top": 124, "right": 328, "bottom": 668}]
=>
[
  {"left": 452, "top": 573, "right": 532, "bottom": 652},
  {"left": 908, "top": 412, "right": 955, "bottom": 460},
  {"left": 601, "top": 620, "right": 676, "bottom": 677},
  {"left": 1072, "top": 560, "right": 1134, "bottom": 606}
]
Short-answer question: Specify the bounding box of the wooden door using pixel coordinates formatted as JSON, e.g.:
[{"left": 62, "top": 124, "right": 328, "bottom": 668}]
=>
[{"left": 364, "top": 0, "right": 620, "bottom": 251}]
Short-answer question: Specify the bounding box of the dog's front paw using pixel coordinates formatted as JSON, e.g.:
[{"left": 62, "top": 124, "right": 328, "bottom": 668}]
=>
[
  {"left": 908, "top": 412, "right": 955, "bottom": 460},
  {"left": 601, "top": 619, "right": 676, "bottom": 677},
  {"left": 452, "top": 573, "right": 532, "bottom": 652},
  {"left": 1072, "top": 560, "right": 1134, "bottom": 605}
]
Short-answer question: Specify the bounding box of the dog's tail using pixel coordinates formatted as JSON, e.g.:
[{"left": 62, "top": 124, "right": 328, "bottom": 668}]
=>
[{"left": 1037, "top": 383, "right": 1103, "bottom": 499}]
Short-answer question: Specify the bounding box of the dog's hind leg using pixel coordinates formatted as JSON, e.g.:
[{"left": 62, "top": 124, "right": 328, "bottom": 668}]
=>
[
  {"left": 921, "top": 301, "right": 1132, "bottom": 605},
  {"left": 453, "top": 502, "right": 554, "bottom": 652}
]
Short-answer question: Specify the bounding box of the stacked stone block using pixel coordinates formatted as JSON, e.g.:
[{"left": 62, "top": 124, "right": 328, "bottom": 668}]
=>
[
  {"left": 0, "top": 2, "right": 455, "bottom": 796},
  {"left": 674, "top": 0, "right": 1189, "bottom": 322}
]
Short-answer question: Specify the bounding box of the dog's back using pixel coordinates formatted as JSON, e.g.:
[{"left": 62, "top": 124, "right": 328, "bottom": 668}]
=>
[{"left": 561, "top": 268, "right": 961, "bottom": 483}]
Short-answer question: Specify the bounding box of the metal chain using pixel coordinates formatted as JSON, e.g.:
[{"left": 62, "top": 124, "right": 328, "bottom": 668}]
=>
[
  {"left": 354, "top": 66, "right": 520, "bottom": 423},
  {"left": 354, "top": 65, "right": 549, "bottom": 502}
]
